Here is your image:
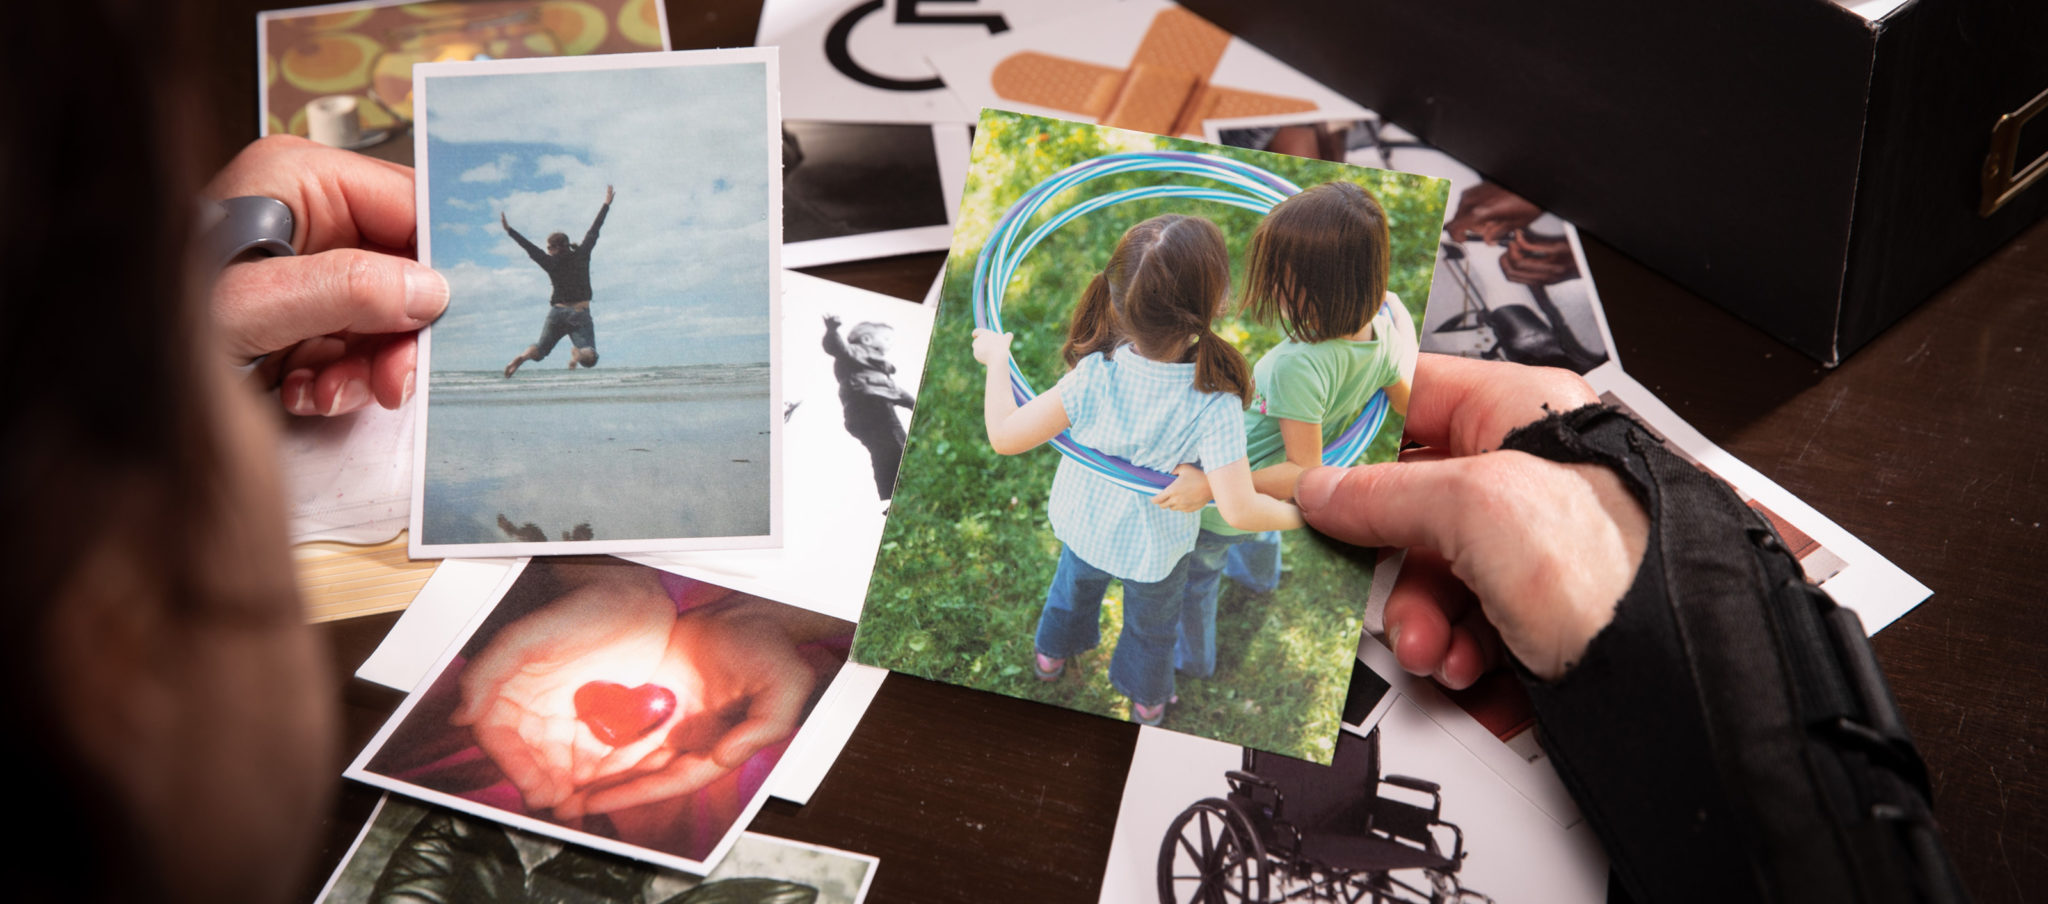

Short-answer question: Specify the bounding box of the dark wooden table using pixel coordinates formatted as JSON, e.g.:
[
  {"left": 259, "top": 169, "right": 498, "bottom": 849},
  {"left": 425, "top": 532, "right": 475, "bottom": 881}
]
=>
[{"left": 220, "top": 3, "right": 2048, "bottom": 901}]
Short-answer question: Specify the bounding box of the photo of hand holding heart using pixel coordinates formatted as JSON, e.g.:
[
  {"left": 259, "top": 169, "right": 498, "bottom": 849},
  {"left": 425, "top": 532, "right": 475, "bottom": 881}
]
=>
[
  {"left": 360, "top": 557, "right": 856, "bottom": 870},
  {"left": 449, "top": 561, "right": 684, "bottom": 814}
]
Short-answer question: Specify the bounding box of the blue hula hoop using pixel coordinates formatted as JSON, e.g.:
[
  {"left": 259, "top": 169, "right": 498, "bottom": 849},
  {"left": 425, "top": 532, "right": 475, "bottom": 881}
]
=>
[{"left": 971, "top": 150, "right": 1394, "bottom": 494}]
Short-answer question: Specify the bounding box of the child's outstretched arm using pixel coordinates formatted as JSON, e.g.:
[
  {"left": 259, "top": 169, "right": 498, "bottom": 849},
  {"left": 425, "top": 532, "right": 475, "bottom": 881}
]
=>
[
  {"left": 973, "top": 329, "right": 1069, "bottom": 455},
  {"left": 1208, "top": 459, "right": 1305, "bottom": 531}
]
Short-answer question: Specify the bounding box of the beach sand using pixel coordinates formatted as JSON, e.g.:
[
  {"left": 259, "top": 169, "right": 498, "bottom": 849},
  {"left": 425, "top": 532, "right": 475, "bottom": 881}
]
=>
[{"left": 421, "top": 364, "right": 771, "bottom": 546}]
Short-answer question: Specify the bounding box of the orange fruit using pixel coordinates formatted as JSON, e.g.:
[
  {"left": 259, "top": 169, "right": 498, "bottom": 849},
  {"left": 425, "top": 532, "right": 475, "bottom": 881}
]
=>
[
  {"left": 539, "top": 1, "right": 607, "bottom": 55},
  {"left": 279, "top": 33, "right": 381, "bottom": 94},
  {"left": 620, "top": 0, "right": 663, "bottom": 48}
]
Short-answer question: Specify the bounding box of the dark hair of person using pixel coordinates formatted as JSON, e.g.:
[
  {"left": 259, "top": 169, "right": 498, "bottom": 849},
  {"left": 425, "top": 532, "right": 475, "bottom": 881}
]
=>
[
  {"left": 1241, "top": 181, "right": 1392, "bottom": 343},
  {"left": 1060, "top": 214, "right": 1253, "bottom": 404},
  {"left": 0, "top": 0, "right": 242, "bottom": 900},
  {"left": 547, "top": 230, "right": 571, "bottom": 250}
]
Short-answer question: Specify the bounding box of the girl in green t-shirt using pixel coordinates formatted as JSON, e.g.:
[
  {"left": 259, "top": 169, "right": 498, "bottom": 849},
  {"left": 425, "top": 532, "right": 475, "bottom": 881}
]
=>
[{"left": 1153, "top": 181, "right": 1416, "bottom": 679}]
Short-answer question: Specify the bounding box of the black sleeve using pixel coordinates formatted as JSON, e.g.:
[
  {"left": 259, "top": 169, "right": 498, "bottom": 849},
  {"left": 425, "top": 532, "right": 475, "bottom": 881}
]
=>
[
  {"left": 505, "top": 223, "right": 548, "bottom": 266},
  {"left": 1500, "top": 405, "right": 1968, "bottom": 904},
  {"left": 581, "top": 201, "right": 611, "bottom": 253}
]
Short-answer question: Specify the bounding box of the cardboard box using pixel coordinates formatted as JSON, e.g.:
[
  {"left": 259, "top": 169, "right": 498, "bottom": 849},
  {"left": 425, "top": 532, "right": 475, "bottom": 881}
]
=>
[{"left": 1186, "top": 0, "right": 2048, "bottom": 364}]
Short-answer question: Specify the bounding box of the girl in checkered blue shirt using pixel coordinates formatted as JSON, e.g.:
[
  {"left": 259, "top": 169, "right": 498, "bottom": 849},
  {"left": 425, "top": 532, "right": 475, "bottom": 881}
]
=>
[{"left": 971, "top": 214, "right": 1302, "bottom": 726}]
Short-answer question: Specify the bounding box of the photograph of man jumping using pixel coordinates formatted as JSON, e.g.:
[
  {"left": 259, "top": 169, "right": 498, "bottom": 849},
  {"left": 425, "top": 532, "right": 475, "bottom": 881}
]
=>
[{"left": 501, "top": 185, "right": 614, "bottom": 377}]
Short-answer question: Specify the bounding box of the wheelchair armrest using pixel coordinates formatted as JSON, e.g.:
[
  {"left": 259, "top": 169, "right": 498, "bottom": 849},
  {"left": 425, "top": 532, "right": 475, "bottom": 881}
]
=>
[
  {"left": 1381, "top": 774, "right": 1441, "bottom": 795},
  {"left": 1224, "top": 770, "right": 1285, "bottom": 820}
]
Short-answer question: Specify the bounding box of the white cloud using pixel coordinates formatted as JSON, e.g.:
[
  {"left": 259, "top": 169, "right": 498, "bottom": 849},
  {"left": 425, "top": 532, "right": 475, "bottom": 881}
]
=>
[{"left": 458, "top": 153, "right": 517, "bottom": 183}]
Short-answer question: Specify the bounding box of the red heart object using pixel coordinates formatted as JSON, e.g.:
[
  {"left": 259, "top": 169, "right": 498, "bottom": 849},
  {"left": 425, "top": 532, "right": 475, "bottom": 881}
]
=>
[{"left": 573, "top": 681, "right": 677, "bottom": 747}]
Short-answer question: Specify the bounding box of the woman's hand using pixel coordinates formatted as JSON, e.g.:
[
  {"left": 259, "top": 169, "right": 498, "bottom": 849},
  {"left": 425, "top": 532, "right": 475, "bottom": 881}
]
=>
[
  {"left": 1296, "top": 355, "right": 1648, "bottom": 686},
  {"left": 205, "top": 135, "right": 449, "bottom": 416}
]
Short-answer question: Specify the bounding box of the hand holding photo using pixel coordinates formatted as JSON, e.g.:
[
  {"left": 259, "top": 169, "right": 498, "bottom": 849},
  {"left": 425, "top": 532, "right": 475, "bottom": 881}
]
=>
[
  {"left": 349, "top": 557, "right": 854, "bottom": 874},
  {"left": 851, "top": 110, "right": 1448, "bottom": 764}
]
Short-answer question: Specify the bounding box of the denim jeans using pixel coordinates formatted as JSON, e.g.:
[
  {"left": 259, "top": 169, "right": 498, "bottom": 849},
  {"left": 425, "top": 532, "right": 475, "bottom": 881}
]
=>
[
  {"left": 1174, "top": 530, "right": 1283, "bottom": 678},
  {"left": 1034, "top": 545, "right": 1192, "bottom": 708}
]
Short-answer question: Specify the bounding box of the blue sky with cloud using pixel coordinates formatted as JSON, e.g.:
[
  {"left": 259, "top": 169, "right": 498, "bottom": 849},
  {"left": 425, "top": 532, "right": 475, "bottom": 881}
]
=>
[{"left": 423, "top": 61, "right": 772, "bottom": 371}]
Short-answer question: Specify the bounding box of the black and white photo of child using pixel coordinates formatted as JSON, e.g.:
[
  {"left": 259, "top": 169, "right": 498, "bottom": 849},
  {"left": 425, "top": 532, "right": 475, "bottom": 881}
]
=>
[
  {"left": 822, "top": 314, "right": 915, "bottom": 503},
  {"left": 638, "top": 273, "right": 934, "bottom": 623}
]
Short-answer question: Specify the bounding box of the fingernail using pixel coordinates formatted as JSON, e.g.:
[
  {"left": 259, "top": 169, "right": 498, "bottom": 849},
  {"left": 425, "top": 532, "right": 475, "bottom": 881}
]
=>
[
  {"left": 1295, "top": 466, "right": 1337, "bottom": 512},
  {"left": 284, "top": 369, "right": 316, "bottom": 416},
  {"left": 404, "top": 265, "right": 449, "bottom": 322},
  {"left": 328, "top": 378, "right": 369, "bottom": 416},
  {"left": 400, "top": 371, "right": 416, "bottom": 406},
  {"left": 1387, "top": 621, "right": 1403, "bottom": 657}
]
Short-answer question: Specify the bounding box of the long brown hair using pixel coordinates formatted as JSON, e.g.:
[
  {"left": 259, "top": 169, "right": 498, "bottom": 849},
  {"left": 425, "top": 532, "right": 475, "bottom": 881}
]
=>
[
  {"left": 1059, "top": 214, "right": 1253, "bottom": 404},
  {"left": 1242, "top": 181, "right": 1391, "bottom": 343}
]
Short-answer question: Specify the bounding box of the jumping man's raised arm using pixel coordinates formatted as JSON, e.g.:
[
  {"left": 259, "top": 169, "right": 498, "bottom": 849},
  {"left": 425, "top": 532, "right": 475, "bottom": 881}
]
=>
[
  {"left": 501, "top": 212, "right": 548, "bottom": 266},
  {"left": 581, "top": 185, "right": 614, "bottom": 253}
]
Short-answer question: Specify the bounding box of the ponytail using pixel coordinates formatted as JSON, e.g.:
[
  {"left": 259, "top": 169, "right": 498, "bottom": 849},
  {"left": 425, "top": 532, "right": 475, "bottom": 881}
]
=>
[
  {"left": 1191, "top": 327, "right": 1254, "bottom": 405},
  {"left": 1061, "top": 271, "right": 1119, "bottom": 367}
]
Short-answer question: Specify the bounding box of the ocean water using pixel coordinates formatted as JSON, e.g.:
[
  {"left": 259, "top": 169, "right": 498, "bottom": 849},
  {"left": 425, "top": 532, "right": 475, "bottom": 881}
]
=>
[{"left": 421, "top": 364, "right": 772, "bottom": 546}]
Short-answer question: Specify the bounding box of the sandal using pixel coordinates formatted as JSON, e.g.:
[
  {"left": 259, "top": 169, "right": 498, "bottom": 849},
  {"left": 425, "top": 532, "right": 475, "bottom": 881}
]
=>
[
  {"left": 1130, "top": 699, "right": 1167, "bottom": 727},
  {"left": 1033, "top": 651, "right": 1065, "bottom": 681}
]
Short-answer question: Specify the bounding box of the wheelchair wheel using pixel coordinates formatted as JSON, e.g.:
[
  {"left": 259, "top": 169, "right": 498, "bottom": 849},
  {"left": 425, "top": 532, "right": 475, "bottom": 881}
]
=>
[{"left": 1157, "top": 797, "right": 1270, "bottom": 903}]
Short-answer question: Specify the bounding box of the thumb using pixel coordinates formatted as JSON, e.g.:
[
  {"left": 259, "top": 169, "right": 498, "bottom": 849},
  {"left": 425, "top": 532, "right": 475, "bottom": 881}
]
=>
[
  {"left": 212, "top": 248, "right": 449, "bottom": 362},
  {"left": 1295, "top": 461, "right": 1480, "bottom": 558}
]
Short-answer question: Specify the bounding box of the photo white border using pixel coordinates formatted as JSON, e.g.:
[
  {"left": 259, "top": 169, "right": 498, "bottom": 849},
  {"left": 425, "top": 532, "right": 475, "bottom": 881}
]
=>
[
  {"left": 258, "top": 0, "right": 676, "bottom": 137},
  {"left": 406, "top": 48, "right": 785, "bottom": 560},
  {"left": 345, "top": 556, "right": 843, "bottom": 876},
  {"left": 1202, "top": 109, "right": 1623, "bottom": 376}
]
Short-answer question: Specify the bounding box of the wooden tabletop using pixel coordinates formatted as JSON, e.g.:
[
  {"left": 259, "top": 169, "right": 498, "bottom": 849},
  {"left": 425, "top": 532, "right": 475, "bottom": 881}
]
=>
[{"left": 219, "top": 3, "right": 2048, "bottom": 901}]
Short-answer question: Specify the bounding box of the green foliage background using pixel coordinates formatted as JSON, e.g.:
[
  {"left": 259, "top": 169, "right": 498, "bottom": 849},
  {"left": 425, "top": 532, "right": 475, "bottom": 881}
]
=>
[{"left": 850, "top": 111, "right": 1448, "bottom": 763}]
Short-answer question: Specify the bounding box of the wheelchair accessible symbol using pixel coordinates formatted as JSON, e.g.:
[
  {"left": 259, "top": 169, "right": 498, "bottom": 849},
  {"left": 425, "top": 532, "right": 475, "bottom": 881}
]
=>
[{"left": 825, "top": 0, "right": 1009, "bottom": 92}]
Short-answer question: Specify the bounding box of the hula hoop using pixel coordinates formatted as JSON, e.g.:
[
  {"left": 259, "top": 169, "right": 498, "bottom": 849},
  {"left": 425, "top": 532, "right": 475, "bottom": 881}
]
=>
[{"left": 971, "top": 150, "right": 1395, "bottom": 494}]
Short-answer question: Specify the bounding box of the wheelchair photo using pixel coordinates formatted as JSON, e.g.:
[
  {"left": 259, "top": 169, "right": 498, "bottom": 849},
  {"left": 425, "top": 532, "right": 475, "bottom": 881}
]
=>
[{"left": 1156, "top": 727, "right": 1490, "bottom": 903}]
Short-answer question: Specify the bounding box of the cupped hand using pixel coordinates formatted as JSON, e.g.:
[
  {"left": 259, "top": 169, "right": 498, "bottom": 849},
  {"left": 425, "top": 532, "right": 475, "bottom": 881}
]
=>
[
  {"left": 563, "top": 597, "right": 820, "bottom": 818},
  {"left": 1295, "top": 354, "right": 1648, "bottom": 687},
  {"left": 971, "top": 328, "right": 1014, "bottom": 366},
  {"left": 451, "top": 566, "right": 678, "bottom": 813},
  {"left": 205, "top": 135, "right": 449, "bottom": 416}
]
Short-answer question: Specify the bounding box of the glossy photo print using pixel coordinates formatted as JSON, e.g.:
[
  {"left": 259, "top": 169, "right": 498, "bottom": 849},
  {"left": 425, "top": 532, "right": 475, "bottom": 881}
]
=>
[
  {"left": 1208, "top": 111, "right": 1616, "bottom": 377},
  {"left": 316, "top": 796, "right": 876, "bottom": 903},
  {"left": 408, "top": 49, "right": 782, "bottom": 557},
  {"left": 850, "top": 111, "right": 1448, "bottom": 764},
  {"left": 347, "top": 557, "right": 853, "bottom": 874}
]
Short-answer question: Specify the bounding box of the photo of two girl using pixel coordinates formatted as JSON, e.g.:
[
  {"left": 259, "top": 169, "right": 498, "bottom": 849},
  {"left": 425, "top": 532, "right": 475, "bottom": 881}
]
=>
[{"left": 851, "top": 111, "right": 1448, "bottom": 764}]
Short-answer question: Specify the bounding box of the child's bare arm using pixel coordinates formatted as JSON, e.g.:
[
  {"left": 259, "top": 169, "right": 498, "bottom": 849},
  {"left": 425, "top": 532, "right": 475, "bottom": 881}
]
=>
[
  {"left": 974, "top": 329, "right": 1069, "bottom": 455},
  {"left": 1386, "top": 375, "right": 1412, "bottom": 418},
  {"left": 1249, "top": 418, "right": 1324, "bottom": 502},
  {"left": 1208, "top": 460, "right": 1304, "bottom": 531}
]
